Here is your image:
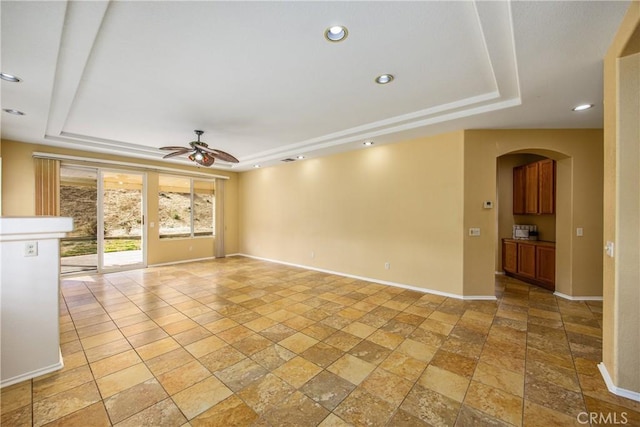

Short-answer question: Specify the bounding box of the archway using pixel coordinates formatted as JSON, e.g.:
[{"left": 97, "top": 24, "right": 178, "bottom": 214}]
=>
[{"left": 495, "top": 149, "right": 571, "bottom": 296}]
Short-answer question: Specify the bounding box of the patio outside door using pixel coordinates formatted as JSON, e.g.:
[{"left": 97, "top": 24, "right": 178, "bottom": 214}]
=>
[
  {"left": 60, "top": 166, "right": 146, "bottom": 274},
  {"left": 99, "top": 170, "right": 146, "bottom": 271}
]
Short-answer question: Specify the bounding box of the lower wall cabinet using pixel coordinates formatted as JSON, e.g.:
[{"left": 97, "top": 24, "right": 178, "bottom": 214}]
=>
[{"left": 502, "top": 238, "right": 555, "bottom": 291}]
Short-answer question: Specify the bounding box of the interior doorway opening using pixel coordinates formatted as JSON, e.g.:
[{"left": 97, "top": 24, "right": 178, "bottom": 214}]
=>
[{"left": 496, "top": 152, "right": 559, "bottom": 292}]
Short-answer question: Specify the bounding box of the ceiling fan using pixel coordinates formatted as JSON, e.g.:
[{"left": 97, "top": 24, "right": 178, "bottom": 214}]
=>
[{"left": 160, "top": 130, "right": 239, "bottom": 167}]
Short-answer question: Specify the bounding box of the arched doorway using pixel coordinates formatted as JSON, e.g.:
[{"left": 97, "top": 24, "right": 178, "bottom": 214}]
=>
[{"left": 495, "top": 149, "right": 571, "bottom": 296}]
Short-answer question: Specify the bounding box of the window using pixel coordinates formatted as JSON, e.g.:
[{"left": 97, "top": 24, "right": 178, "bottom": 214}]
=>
[
  {"left": 158, "top": 175, "right": 215, "bottom": 238},
  {"left": 194, "top": 180, "right": 215, "bottom": 236}
]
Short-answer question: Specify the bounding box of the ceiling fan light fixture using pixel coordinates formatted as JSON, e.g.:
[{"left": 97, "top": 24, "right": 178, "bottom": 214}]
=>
[
  {"left": 325, "top": 25, "right": 348, "bottom": 42},
  {"left": 0, "top": 72, "right": 21, "bottom": 82},
  {"left": 160, "top": 129, "right": 239, "bottom": 166}
]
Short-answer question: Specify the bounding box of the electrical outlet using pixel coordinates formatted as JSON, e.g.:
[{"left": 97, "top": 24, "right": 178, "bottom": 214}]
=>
[
  {"left": 469, "top": 228, "right": 481, "bottom": 237},
  {"left": 24, "top": 241, "right": 38, "bottom": 257},
  {"left": 384, "top": 262, "right": 390, "bottom": 270},
  {"left": 576, "top": 227, "right": 583, "bottom": 236}
]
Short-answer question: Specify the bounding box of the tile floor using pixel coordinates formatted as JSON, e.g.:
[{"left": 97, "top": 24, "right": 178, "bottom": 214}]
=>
[{"left": 2, "top": 256, "right": 639, "bottom": 426}]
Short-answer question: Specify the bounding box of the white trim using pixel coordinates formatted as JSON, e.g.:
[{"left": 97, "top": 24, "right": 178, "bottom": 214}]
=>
[
  {"left": 238, "top": 254, "right": 497, "bottom": 301},
  {"left": 61, "top": 256, "right": 218, "bottom": 274},
  {"left": 495, "top": 271, "right": 505, "bottom": 275},
  {"left": 1, "top": 350, "right": 64, "bottom": 389},
  {"left": 553, "top": 291, "right": 603, "bottom": 301},
  {"left": 33, "top": 152, "right": 230, "bottom": 180},
  {"left": 0, "top": 231, "right": 68, "bottom": 242},
  {"left": 598, "top": 363, "right": 640, "bottom": 402},
  {"left": 148, "top": 256, "right": 216, "bottom": 268}
]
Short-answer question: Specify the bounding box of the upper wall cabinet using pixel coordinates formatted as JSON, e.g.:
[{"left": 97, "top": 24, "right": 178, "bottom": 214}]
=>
[{"left": 513, "top": 159, "right": 555, "bottom": 215}]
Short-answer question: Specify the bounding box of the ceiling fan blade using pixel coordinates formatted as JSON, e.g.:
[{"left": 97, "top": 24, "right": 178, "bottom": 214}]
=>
[
  {"left": 160, "top": 146, "right": 189, "bottom": 151},
  {"left": 193, "top": 142, "right": 214, "bottom": 152},
  {"left": 193, "top": 143, "right": 239, "bottom": 163},
  {"left": 163, "top": 149, "right": 191, "bottom": 159},
  {"left": 210, "top": 149, "right": 239, "bottom": 163}
]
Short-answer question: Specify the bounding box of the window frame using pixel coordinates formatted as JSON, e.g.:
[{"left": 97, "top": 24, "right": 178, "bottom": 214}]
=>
[{"left": 158, "top": 174, "right": 215, "bottom": 239}]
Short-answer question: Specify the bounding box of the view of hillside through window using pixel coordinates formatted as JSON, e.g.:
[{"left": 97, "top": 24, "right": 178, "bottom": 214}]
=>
[
  {"left": 158, "top": 175, "right": 215, "bottom": 238},
  {"left": 58, "top": 169, "right": 215, "bottom": 274}
]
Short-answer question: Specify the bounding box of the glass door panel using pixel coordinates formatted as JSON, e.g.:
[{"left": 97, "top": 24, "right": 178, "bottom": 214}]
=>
[
  {"left": 100, "top": 171, "right": 145, "bottom": 270},
  {"left": 60, "top": 166, "right": 98, "bottom": 274}
]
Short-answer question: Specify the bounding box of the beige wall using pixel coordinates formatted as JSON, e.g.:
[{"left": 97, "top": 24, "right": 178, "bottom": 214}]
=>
[
  {"left": 463, "top": 129, "right": 604, "bottom": 297},
  {"left": 0, "top": 139, "right": 239, "bottom": 264},
  {"left": 239, "top": 128, "right": 604, "bottom": 299},
  {"left": 239, "top": 132, "right": 467, "bottom": 296},
  {"left": 602, "top": 0, "right": 640, "bottom": 394}
]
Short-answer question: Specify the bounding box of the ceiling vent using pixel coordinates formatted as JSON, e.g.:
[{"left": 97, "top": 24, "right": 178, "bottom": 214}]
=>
[{"left": 281, "top": 158, "right": 297, "bottom": 162}]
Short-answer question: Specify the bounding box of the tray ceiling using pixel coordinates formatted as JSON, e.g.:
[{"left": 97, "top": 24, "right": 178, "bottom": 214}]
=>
[{"left": 0, "top": 1, "right": 630, "bottom": 171}]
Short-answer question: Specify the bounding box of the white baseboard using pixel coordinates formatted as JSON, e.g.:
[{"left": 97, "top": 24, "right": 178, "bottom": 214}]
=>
[
  {"left": 598, "top": 363, "right": 640, "bottom": 402},
  {"left": 553, "top": 291, "right": 603, "bottom": 301},
  {"left": 1, "top": 349, "right": 64, "bottom": 389},
  {"left": 239, "top": 254, "right": 497, "bottom": 301},
  {"left": 148, "top": 256, "right": 216, "bottom": 268}
]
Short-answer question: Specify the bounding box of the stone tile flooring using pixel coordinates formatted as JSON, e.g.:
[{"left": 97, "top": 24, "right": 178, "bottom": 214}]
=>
[{"left": 2, "top": 256, "right": 639, "bottom": 426}]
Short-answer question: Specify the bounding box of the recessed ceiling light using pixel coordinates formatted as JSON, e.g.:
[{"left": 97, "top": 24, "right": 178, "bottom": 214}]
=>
[
  {"left": 375, "top": 74, "right": 394, "bottom": 84},
  {"left": 253, "top": 164, "right": 261, "bottom": 168},
  {"left": 572, "top": 104, "right": 594, "bottom": 111},
  {"left": 296, "top": 155, "right": 305, "bottom": 160},
  {"left": 0, "top": 72, "right": 21, "bottom": 82},
  {"left": 363, "top": 141, "right": 374, "bottom": 146},
  {"left": 324, "top": 25, "right": 348, "bottom": 42},
  {"left": 3, "top": 108, "right": 25, "bottom": 115}
]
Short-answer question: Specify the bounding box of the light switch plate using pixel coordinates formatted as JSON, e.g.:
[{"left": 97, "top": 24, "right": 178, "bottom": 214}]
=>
[
  {"left": 469, "top": 228, "right": 481, "bottom": 236},
  {"left": 605, "top": 241, "right": 615, "bottom": 257}
]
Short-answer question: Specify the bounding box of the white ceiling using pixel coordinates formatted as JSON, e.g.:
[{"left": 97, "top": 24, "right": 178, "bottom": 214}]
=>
[{"left": 0, "top": 1, "right": 630, "bottom": 172}]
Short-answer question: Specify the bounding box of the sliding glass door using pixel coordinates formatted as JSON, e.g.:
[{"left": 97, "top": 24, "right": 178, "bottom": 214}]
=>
[
  {"left": 60, "top": 166, "right": 146, "bottom": 274},
  {"left": 60, "top": 167, "right": 99, "bottom": 274},
  {"left": 100, "top": 171, "right": 145, "bottom": 270}
]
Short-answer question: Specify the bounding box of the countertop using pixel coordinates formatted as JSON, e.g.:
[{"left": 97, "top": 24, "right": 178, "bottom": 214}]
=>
[{"left": 502, "top": 238, "right": 556, "bottom": 247}]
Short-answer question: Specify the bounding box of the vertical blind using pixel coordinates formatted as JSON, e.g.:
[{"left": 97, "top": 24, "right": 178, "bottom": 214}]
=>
[{"left": 35, "top": 158, "right": 60, "bottom": 216}]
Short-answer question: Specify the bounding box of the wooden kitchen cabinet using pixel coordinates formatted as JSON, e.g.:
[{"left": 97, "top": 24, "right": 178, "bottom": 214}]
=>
[
  {"left": 517, "top": 242, "right": 537, "bottom": 279},
  {"left": 513, "top": 159, "right": 555, "bottom": 215},
  {"left": 503, "top": 240, "right": 518, "bottom": 273},
  {"left": 513, "top": 166, "right": 526, "bottom": 215},
  {"left": 536, "top": 245, "right": 556, "bottom": 290},
  {"left": 538, "top": 159, "right": 555, "bottom": 214},
  {"left": 524, "top": 162, "right": 539, "bottom": 214},
  {"left": 502, "top": 239, "right": 555, "bottom": 291}
]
